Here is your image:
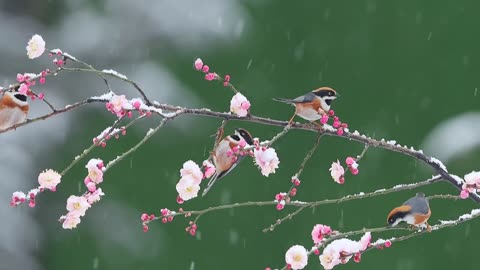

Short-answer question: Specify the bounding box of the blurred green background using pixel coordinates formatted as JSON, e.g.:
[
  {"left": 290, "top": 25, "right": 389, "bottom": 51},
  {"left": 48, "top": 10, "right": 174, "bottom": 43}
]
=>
[{"left": 1, "top": 0, "right": 480, "bottom": 269}]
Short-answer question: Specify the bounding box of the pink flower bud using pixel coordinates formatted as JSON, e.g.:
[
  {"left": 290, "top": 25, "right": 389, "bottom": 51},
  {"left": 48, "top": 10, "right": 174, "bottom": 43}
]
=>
[
  {"left": 333, "top": 121, "right": 341, "bottom": 128},
  {"left": 176, "top": 195, "right": 184, "bottom": 204},
  {"left": 353, "top": 252, "right": 361, "bottom": 263},
  {"left": 460, "top": 189, "right": 469, "bottom": 199},
  {"left": 384, "top": 240, "right": 392, "bottom": 247},
  {"left": 202, "top": 65, "right": 210, "bottom": 73},
  {"left": 328, "top": 110, "right": 335, "bottom": 116},
  {"left": 141, "top": 213, "right": 148, "bottom": 221},
  {"left": 38, "top": 92, "right": 45, "bottom": 100},
  {"left": 345, "top": 157, "right": 356, "bottom": 166},
  {"left": 337, "top": 128, "right": 344, "bottom": 136},
  {"left": 276, "top": 202, "right": 284, "bottom": 211},
  {"left": 290, "top": 188, "right": 297, "bottom": 197},
  {"left": 224, "top": 74, "right": 231, "bottom": 81},
  {"left": 320, "top": 114, "right": 329, "bottom": 124},
  {"left": 190, "top": 228, "right": 197, "bottom": 236},
  {"left": 86, "top": 182, "right": 96, "bottom": 192},
  {"left": 162, "top": 218, "right": 168, "bottom": 223},
  {"left": 39, "top": 77, "right": 46, "bottom": 84},
  {"left": 205, "top": 72, "right": 216, "bottom": 81},
  {"left": 313, "top": 249, "right": 320, "bottom": 255},
  {"left": 194, "top": 58, "right": 203, "bottom": 70},
  {"left": 143, "top": 225, "right": 149, "bottom": 232},
  {"left": 350, "top": 168, "right": 359, "bottom": 175}
]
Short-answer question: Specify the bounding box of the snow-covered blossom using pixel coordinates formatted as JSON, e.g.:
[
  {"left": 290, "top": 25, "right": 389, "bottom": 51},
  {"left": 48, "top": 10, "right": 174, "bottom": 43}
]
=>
[
  {"left": 86, "top": 188, "right": 105, "bottom": 204},
  {"left": 319, "top": 232, "right": 371, "bottom": 269},
  {"left": 230, "top": 92, "right": 250, "bottom": 117},
  {"left": 26, "top": 34, "right": 46, "bottom": 59},
  {"left": 10, "top": 191, "right": 26, "bottom": 206},
  {"left": 329, "top": 160, "right": 345, "bottom": 184},
  {"left": 285, "top": 245, "right": 308, "bottom": 270},
  {"left": 176, "top": 176, "right": 200, "bottom": 201},
  {"left": 62, "top": 214, "right": 81, "bottom": 229},
  {"left": 253, "top": 147, "right": 280, "bottom": 176},
  {"left": 66, "top": 195, "right": 91, "bottom": 217},
  {"left": 38, "top": 169, "right": 61, "bottom": 191},
  {"left": 86, "top": 158, "right": 104, "bottom": 184},
  {"left": 202, "top": 160, "right": 216, "bottom": 179},
  {"left": 107, "top": 95, "right": 128, "bottom": 117},
  {"left": 311, "top": 224, "right": 332, "bottom": 244},
  {"left": 460, "top": 171, "right": 480, "bottom": 199},
  {"left": 180, "top": 160, "right": 203, "bottom": 184},
  {"left": 194, "top": 58, "right": 204, "bottom": 70}
]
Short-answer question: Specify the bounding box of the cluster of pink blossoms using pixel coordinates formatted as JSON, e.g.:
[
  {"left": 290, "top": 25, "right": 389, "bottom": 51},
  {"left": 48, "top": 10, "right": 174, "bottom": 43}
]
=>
[
  {"left": 10, "top": 169, "right": 62, "bottom": 207},
  {"left": 460, "top": 171, "right": 480, "bottom": 199},
  {"left": 59, "top": 159, "right": 105, "bottom": 229},
  {"left": 140, "top": 208, "right": 176, "bottom": 232},
  {"left": 194, "top": 58, "right": 251, "bottom": 117},
  {"left": 320, "top": 110, "right": 348, "bottom": 136},
  {"left": 329, "top": 157, "right": 359, "bottom": 184}
]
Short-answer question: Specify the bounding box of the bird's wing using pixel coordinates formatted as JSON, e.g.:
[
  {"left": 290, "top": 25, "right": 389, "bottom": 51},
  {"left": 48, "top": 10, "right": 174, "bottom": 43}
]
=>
[
  {"left": 290, "top": 92, "right": 317, "bottom": 103},
  {"left": 404, "top": 197, "right": 430, "bottom": 215}
]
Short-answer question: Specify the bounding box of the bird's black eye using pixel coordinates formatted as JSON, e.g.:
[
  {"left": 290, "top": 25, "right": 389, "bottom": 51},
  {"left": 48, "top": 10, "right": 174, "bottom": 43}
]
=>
[
  {"left": 388, "top": 218, "right": 394, "bottom": 224},
  {"left": 329, "top": 91, "right": 333, "bottom": 96}
]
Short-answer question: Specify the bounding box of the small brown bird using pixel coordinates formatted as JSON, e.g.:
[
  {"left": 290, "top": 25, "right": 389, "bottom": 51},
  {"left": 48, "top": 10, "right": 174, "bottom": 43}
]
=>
[
  {"left": 273, "top": 87, "right": 339, "bottom": 124},
  {"left": 387, "top": 193, "right": 431, "bottom": 229},
  {"left": 202, "top": 128, "right": 254, "bottom": 196},
  {"left": 0, "top": 91, "right": 29, "bottom": 130}
]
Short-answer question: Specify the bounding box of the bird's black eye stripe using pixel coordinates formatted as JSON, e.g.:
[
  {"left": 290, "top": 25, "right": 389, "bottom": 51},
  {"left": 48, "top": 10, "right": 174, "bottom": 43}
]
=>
[
  {"left": 314, "top": 90, "right": 334, "bottom": 98},
  {"left": 325, "top": 99, "right": 332, "bottom": 106},
  {"left": 231, "top": 135, "right": 241, "bottom": 141},
  {"left": 14, "top": 94, "right": 27, "bottom": 102}
]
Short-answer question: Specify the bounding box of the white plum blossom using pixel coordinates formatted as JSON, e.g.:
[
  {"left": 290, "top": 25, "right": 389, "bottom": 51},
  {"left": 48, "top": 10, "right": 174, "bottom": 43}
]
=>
[
  {"left": 176, "top": 176, "right": 200, "bottom": 201},
  {"left": 253, "top": 147, "right": 280, "bottom": 176},
  {"left": 86, "top": 158, "right": 104, "bottom": 184},
  {"left": 66, "top": 195, "right": 91, "bottom": 217},
  {"left": 285, "top": 245, "right": 308, "bottom": 270},
  {"left": 86, "top": 188, "right": 105, "bottom": 204},
  {"left": 180, "top": 160, "right": 203, "bottom": 184},
  {"left": 329, "top": 160, "right": 345, "bottom": 184},
  {"left": 62, "top": 214, "right": 81, "bottom": 229},
  {"left": 38, "top": 169, "right": 61, "bottom": 191},
  {"left": 230, "top": 92, "right": 251, "bottom": 117},
  {"left": 26, "top": 34, "right": 46, "bottom": 59}
]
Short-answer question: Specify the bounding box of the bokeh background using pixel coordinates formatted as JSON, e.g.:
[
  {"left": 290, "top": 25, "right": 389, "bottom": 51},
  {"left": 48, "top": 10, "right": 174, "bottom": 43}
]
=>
[{"left": 1, "top": 0, "right": 479, "bottom": 269}]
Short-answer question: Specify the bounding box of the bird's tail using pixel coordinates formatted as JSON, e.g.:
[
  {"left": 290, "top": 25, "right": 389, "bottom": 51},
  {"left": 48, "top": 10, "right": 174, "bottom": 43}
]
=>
[
  {"left": 272, "top": 97, "right": 293, "bottom": 104},
  {"left": 202, "top": 172, "right": 219, "bottom": 197}
]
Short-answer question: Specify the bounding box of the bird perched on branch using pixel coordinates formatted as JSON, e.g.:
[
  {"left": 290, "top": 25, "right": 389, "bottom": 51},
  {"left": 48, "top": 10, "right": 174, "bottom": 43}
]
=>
[
  {"left": 202, "top": 128, "right": 254, "bottom": 196},
  {"left": 0, "top": 91, "right": 29, "bottom": 130},
  {"left": 273, "top": 86, "right": 338, "bottom": 124},
  {"left": 387, "top": 193, "right": 432, "bottom": 231}
]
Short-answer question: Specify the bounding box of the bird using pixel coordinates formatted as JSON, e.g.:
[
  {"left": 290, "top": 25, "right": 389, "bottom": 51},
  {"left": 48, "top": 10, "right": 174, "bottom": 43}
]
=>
[
  {"left": 202, "top": 128, "right": 254, "bottom": 196},
  {"left": 273, "top": 86, "right": 339, "bottom": 124},
  {"left": 387, "top": 193, "right": 431, "bottom": 230},
  {"left": 0, "top": 91, "right": 29, "bottom": 130}
]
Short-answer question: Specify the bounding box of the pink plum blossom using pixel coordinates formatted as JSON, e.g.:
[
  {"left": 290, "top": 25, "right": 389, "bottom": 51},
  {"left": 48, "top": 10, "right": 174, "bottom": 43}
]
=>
[
  {"left": 18, "top": 83, "right": 29, "bottom": 95},
  {"left": 66, "top": 195, "right": 91, "bottom": 217},
  {"left": 230, "top": 92, "right": 250, "bottom": 117},
  {"left": 311, "top": 224, "right": 332, "bottom": 244},
  {"left": 38, "top": 169, "right": 61, "bottom": 191},
  {"left": 26, "top": 34, "right": 46, "bottom": 59},
  {"left": 285, "top": 245, "right": 308, "bottom": 270},
  {"left": 109, "top": 95, "right": 128, "bottom": 117},
  {"left": 202, "top": 160, "right": 216, "bottom": 179},
  {"left": 86, "top": 159, "right": 104, "bottom": 184},
  {"left": 253, "top": 147, "right": 280, "bottom": 176},
  {"left": 329, "top": 160, "right": 345, "bottom": 184}
]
